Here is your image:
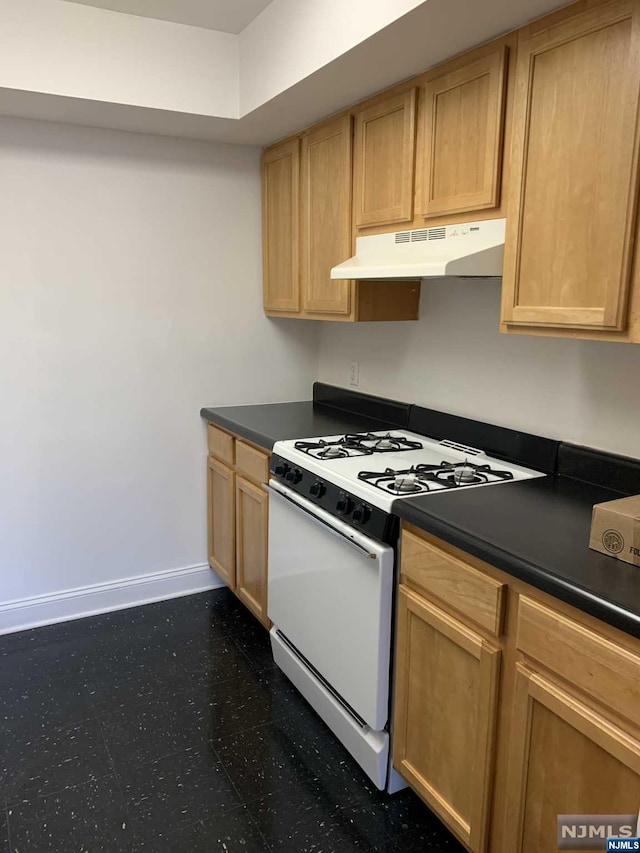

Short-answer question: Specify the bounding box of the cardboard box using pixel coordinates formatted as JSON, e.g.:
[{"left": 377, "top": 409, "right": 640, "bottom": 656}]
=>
[{"left": 590, "top": 494, "right": 640, "bottom": 566}]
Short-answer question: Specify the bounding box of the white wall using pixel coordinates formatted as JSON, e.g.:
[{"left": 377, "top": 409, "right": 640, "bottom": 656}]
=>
[
  {"left": 239, "top": 0, "right": 426, "bottom": 115},
  {"left": 317, "top": 280, "right": 640, "bottom": 459},
  {"left": 0, "top": 0, "right": 238, "bottom": 116},
  {"left": 0, "top": 117, "right": 317, "bottom": 625},
  {"left": 0, "top": 0, "right": 571, "bottom": 144}
]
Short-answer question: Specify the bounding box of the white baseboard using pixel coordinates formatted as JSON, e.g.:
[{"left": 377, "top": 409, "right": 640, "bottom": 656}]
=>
[{"left": 0, "top": 563, "right": 225, "bottom": 635}]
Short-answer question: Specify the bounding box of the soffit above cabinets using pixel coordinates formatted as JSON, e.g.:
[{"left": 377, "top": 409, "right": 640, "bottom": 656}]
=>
[
  {"left": 60, "top": 0, "right": 273, "bottom": 33},
  {"left": 2, "top": 0, "right": 573, "bottom": 143}
]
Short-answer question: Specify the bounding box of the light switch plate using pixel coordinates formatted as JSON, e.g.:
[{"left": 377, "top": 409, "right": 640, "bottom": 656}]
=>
[{"left": 349, "top": 361, "right": 359, "bottom": 387}]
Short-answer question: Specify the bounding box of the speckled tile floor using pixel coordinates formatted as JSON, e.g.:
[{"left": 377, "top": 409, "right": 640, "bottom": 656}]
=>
[{"left": 0, "top": 588, "right": 466, "bottom": 852}]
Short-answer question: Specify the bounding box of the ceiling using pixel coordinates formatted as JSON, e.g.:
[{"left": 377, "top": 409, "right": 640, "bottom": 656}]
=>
[{"left": 61, "top": 0, "right": 273, "bottom": 32}]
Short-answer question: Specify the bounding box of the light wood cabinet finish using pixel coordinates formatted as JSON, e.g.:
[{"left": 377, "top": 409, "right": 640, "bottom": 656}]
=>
[
  {"left": 207, "top": 424, "right": 234, "bottom": 465},
  {"left": 262, "top": 138, "right": 300, "bottom": 313},
  {"left": 503, "top": 665, "right": 640, "bottom": 853},
  {"left": 235, "top": 476, "right": 269, "bottom": 626},
  {"left": 235, "top": 440, "right": 270, "bottom": 486},
  {"left": 420, "top": 47, "right": 507, "bottom": 218},
  {"left": 502, "top": 0, "right": 640, "bottom": 332},
  {"left": 402, "top": 530, "right": 506, "bottom": 636},
  {"left": 517, "top": 595, "right": 640, "bottom": 725},
  {"left": 266, "top": 280, "right": 422, "bottom": 322},
  {"left": 207, "top": 456, "right": 235, "bottom": 586},
  {"left": 354, "top": 89, "right": 417, "bottom": 228},
  {"left": 394, "top": 585, "right": 501, "bottom": 852},
  {"left": 301, "top": 115, "right": 353, "bottom": 315},
  {"left": 205, "top": 428, "right": 270, "bottom": 626},
  {"left": 263, "top": 114, "right": 421, "bottom": 322},
  {"left": 260, "top": 0, "right": 640, "bottom": 339},
  {"left": 396, "top": 525, "right": 640, "bottom": 853},
  {"left": 352, "top": 281, "right": 421, "bottom": 321}
]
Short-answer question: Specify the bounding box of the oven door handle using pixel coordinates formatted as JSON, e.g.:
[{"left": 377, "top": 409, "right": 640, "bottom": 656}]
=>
[{"left": 266, "top": 482, "right": 379, "bottom": 560}]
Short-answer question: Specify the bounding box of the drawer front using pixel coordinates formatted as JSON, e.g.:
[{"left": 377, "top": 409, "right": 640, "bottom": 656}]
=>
[
  {"left": 401, "top": 531, "right": 506, "bottom": 636},
  {"left": 207, "top": 424, "right": 234, "bottom": 465},
  {"left": 517, "top": 596, "right": 640, "bottom": 725},
  {"left": 235, "top": 440, "right": 270, "bottom": 485}
]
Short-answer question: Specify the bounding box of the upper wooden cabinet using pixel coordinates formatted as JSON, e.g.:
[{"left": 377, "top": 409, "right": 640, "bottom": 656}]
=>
[
  {"left": 419, "top": 47, "right": 508, "bottom": 218},
  {"left": 354, "top": 89, "right": 417, "bottom": 229},
  {"left": 262, "top": 116, "right": 421, "bottom": 323},
  {"left": 501, "top": 0, "right": 640, "bottom": 333},
  {"left": 300, "top": 115, "right": 353, "bottom": 315},
  {"left": 262, "top": 138, "right": 300, "bottom": 313},
  {"left": 261, "top": 0, "right": 640, "bottom": 339}
]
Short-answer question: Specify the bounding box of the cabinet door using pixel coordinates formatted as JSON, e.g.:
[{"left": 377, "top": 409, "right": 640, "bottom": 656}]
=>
[
  {"left": 207, "top": 456, "right": 235, "bottom": 587},
  {"left": 354, "top": 89, "right": 417, "bottom": 228},
  {"left": 235, "top": 476, "right": 269, "bottom": 626},
  {"left": 503, "top": 664, "right": 640, "bottom": 853},
  {"left": 502, "top": 0, "right": 640, "bottom": 330},
  {"left": 420, "top": 47, "right": 507, "bottom": 218},
  {"left": 301, "top": 115, "right": 353, "bottom": 315},
  {"left": 394, "top": 586, "right": 501, "bottom": 852},
  {"left": 262, "top": 138, "right": 300, "bottom": 313}
]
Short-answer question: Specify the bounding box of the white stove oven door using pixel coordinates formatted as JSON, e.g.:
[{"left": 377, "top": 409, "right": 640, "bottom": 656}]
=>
[{"left": 267, "top": 479, "right": 394, "bottom": 731}]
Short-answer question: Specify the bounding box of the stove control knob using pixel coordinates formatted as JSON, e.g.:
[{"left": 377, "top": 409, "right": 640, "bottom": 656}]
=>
[
  {"left": 274, "top": 461, "right": 289, "bottom": 478},
  {"left": 352, "top": 503, "right": 371, "bottom": 524},
  {"left": 309, "top": 481, "right": 326, "bottom": 499},
  {"left": 286, "top": 467, "right": 303, "bottom": 485},
  {"left": 336, "top": 494, "right": 354, "bottom": 515}
]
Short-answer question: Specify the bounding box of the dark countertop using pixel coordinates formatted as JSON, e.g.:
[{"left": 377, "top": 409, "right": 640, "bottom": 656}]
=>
[
  {"left": 395, "top": 475, "right": 640, "bottom": 638},
  {"left": 200, "top": 401, "right": 399, "bottom": 450}
]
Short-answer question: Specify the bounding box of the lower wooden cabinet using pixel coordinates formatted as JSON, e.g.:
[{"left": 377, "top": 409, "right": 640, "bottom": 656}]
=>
[
  {"left": 235, "top": 476, "right": 269, "bottom": 625},
  {"left": 394, "top": 585, "right": 500, "bottom": 852},
  {"left": 206, "top": 430, "right": 270, "bottom": 627},
  {"left": 394, "top": 526, "right": 640, "bottom": 853},
  {"left": 503, "top": 664, "right": 640, "bottom": 853},
  {"left": 207, "top": 456, "right": 235, "bottom": 587}
]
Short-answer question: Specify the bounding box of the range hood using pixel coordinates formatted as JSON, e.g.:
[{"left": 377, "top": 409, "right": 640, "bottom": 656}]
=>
[{"left": 331, "top": 218, "right": 506, "bottom": 280}]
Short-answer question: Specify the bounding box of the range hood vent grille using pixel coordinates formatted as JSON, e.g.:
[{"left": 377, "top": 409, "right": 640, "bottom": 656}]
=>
[{"left": 394, "top": 227, "right": 446, "bottom": 244}]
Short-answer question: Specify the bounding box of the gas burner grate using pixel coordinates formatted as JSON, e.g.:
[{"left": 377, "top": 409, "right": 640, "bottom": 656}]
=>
[
  {"left": 293, "top": 433, "right": 424, "bottom": 459},
  {"left": 349, "top": 433, "right": 424, "bottom": 453},
  {"left": 294, "top": 437, "right": 375, "bottom": 459},
  {"left": 358, "top": 461, "right": 514, "bottom": 494}
]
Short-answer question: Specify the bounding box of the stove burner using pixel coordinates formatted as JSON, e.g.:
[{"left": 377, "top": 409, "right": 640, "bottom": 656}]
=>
[
  {"left": 319, "top": 445, "right": 348, "bottom": 459},
  {"left": 391, "top": 473, "right": 422, "bottom": 493},
  {"left": 358, "top": 460, "right": 514, "bottom": 494},
  {"left": 452, "top": 463, "right": 480, "bottom": 485},
  {"left": 293, "top": 432, "right": 424, "bottom": 459}
]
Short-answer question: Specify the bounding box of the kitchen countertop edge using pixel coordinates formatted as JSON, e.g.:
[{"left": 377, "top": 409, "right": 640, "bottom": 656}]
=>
[
  {"left": 200, "top": 401, "right": 400, "bottom": 452},
  {"left": 396, "top": 498, "right": 640, "bottom": 639}
]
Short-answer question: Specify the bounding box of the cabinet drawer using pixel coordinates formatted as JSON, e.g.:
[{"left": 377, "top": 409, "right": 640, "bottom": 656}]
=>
[
  {"left": 401, "top": 531, "right": 505, "bottom": 636},
  {"left": 207, "top": 424, "right": 234, "bottom": 465},
  {"left": 517, "top": 596, "right": 640, "bottom": 725},
  {"left": 235, "top": 440, "right": 270, "bottom": 485}
]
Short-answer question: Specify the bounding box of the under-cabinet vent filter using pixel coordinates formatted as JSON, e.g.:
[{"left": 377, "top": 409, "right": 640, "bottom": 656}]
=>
[
  {"left": 395, "top": 227, "right": 446, "bottom": 244},
  {"left": 331, "top": 218, "right": 506, "bottom": 279}
]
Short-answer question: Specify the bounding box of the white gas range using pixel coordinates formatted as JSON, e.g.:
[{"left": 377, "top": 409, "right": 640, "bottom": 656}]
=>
[{"left": 266, "top": 429, "right": 544, "bottom": 793}]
